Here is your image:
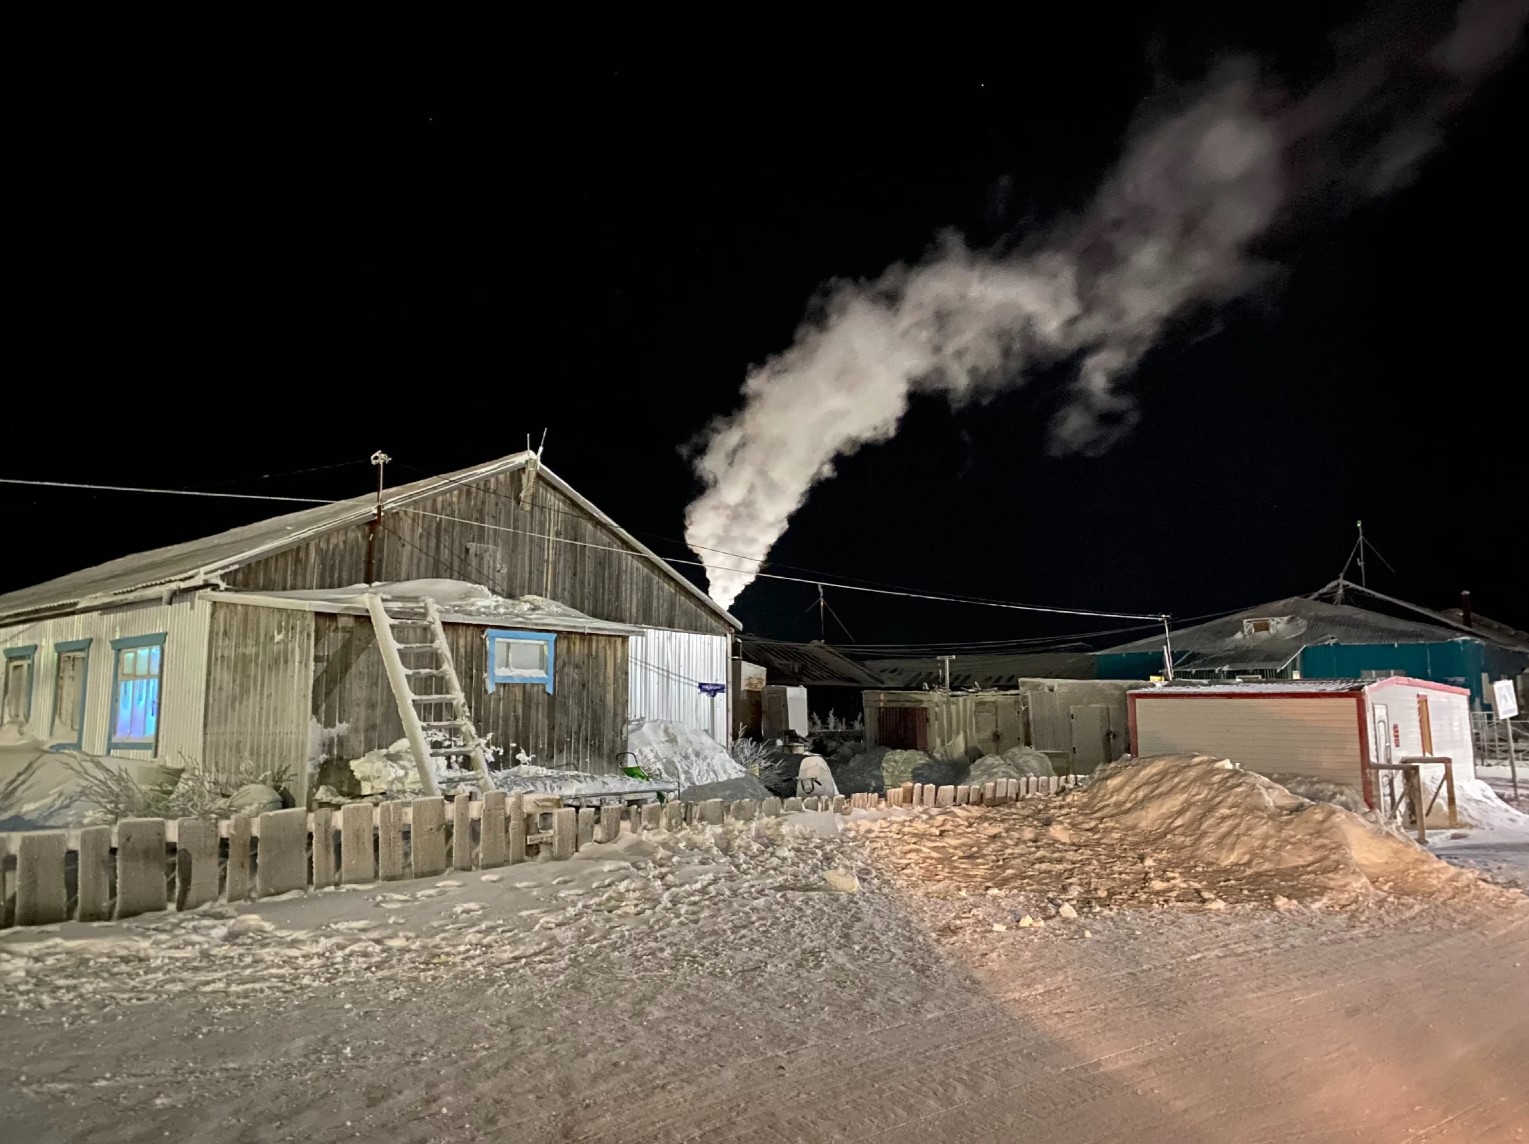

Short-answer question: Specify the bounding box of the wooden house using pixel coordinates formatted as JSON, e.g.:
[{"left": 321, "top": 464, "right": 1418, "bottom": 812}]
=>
[{"left": 0, "top": 452, "right": 739, "bottom": 804}]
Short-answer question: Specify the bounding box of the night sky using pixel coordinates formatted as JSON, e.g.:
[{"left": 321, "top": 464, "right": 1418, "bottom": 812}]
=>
[{"left": 7, "top": 4, "right": 1526, "bottom": 646}]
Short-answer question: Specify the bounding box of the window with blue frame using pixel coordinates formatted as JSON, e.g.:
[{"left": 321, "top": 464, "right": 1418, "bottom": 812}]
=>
[
  {"left": 3, "top": 645, "right": 37, "bottom": 727},
  {"left": 50, "top": 639, "right": 92, "bottom": 749},
  {"left": 485, "top": 629, "right": 555, "bottom": 695},
  {"left": 110, "top": 634, "right": 166, "bottom": 750}
]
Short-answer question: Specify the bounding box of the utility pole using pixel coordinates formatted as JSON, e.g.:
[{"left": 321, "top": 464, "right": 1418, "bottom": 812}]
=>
[
  {"left": 365, "top": 450, "right": 391, "bottom": 584},
  {"left": 938, "top": 655, "right": 955, "bottom": 760},
  {"left": 1356, "top": 520, "right": 1367, "bottom": 588},
  {"left": 817, "top": 583, "right": 827, "bottom": 641},
  {"left": 1161, "top": 615, "right": 1175, "bottom": 681}
]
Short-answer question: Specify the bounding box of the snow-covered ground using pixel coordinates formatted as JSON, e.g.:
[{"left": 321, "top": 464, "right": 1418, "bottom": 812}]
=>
[{"left": 3, "top": 768, "right": 1527, "bottom": 1142}]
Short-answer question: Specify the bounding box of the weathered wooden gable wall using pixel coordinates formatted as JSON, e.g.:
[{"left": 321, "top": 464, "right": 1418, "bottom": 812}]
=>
[
  {"left": 309, "top": 613, "right": 628, "bottom": 776},
  {"left": 224, "top": 467, "right": 726, "bottom": 635},
  {"left": 202, "top": 601, "right": 316, "bottom": 802}
]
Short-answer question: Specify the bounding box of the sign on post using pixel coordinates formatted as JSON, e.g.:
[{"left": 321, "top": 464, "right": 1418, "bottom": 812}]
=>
[
  {"left": 1493, "top": 679, "right": 1520, "bottom": 720},
  {"left": 697, "top": 683, "right": 726, "bottom": 697}
]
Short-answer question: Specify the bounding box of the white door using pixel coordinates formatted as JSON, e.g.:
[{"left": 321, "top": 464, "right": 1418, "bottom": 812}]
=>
[
  {"left": 3, "top": 657, "right": 30, "bottom": 726},
  {"left": 1372, "top": 703, "right": 1396, "bottom": 816}
]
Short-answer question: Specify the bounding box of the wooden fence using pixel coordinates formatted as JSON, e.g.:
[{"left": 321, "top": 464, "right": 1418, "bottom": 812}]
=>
[{"left": 0, "top": 775, "right": 1078, "bottom": 929}]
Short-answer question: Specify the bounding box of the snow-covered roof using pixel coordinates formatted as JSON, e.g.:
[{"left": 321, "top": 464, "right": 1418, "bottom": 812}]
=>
[
  {"left": 1103, "top": 593, "right": 1525, "bottom": 673},
  {"left": 1132, "top": 679, "right": 1368, "bottom": 696},
  {"left": 0, "top": 453, "right": 739, "bottom": 629},
  {"left": 213, "top": 579, "right": 645, "bottom": 637}
]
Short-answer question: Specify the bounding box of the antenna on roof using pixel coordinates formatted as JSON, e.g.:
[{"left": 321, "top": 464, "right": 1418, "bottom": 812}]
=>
[
  {"left": 518, "top": 429, "right": 548, "bottom": 509},
  {"left": 366, "top": 450, "right": 391, "bottom": 583},
  {"left": 1336, "top": 521, "right": 1398, "bottom": 601}
]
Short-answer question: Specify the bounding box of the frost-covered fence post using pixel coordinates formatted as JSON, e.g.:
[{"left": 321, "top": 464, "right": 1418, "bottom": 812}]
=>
[
  {"left": 552, "top": 808, "right": 577, "bottom": 859},
  {"left": 761, "top": 797, "right": 781, "bottom": 817},
  {"left": 480, "top": 791, "right": 507, "bottom": 868},
  {"left": 76, "top": 825, "right": 112, "bottom": 923},
  {"left": 782, "top": 797, "right": 803, "bottom": 813},
  {"left": 226, "top": 814, "right": 253, "bottom": 901},
  {"left": 378, "top": 801, "right": 406, "bottom": 879},
  {"left": 412, "top": 798, "right": 448, "bottom": 877},
  {"left": 831, "top": 795, "right": 847, "bottom": 814},
  {"left": 311, "top": 808, "right": 337, "bottom": 889},
  {"left": 954, "top": 786, "right": 970, "bottom": 806},
  {"left": 577, "top": 807, "right": 597, "bottom": 848},
  {"left": 700, "top": 799, "right": 725, "bottom": 825},
  {"left": 595, "top": 804, "right": 620, "bottom": 843},
  {"left": 15, "top": 831, "right": 68, "bottom": 926},
  {"left": 935, "top": 786, "right": 955, "bottom": 807},
  {"left": 452, "top": 794, "right": 475, "bottom": 871},
  {"left": 254, "top": 809, "right": 307, "bottom": 899},
  {"left": 116, "top": 818, "right": 168, "bottom": 918},
  {"left": 342, "top": 802, "right": 378, "bottom": 883},
  {"left": 176, "top": 817, "right": 219, "bottom": 910},
  {"left": 640, "top": 802, "right": 662, "bottom": 831},
  {"left": 508, "top": 795, "right": 528, "bottom": 864},
  {"left": 661, "top": 801, "right": 684, "bottom": 831},
  {"left": 984, "top": 782, "right": 997, "bottom": 803}
]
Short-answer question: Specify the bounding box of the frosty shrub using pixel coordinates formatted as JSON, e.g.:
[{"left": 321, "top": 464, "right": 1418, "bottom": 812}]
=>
[
  {"left": 1, "top": 752, "right": 56, "bottom": 822},
  {"left": 59, "top": 753, "right": 294, "bottom": 823}
]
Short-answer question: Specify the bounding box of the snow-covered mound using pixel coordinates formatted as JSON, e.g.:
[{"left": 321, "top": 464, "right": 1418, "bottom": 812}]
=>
[
  {"left": 1264, "top": 774, "right": 1367, "bottom": 814},
  {"left": 832, "top": 746, "right": 889, "bottom": 794},
  {"left": 1074, "top": 754, "right": 1485, "bottom": 905},
  {"left": 1454, "top": 778, "right": 1529, "bottom": 831},
  {"left": 968, "top": 750, "right": 1053, "bottom": 786},
  {"left": 626, "top": 719, "right": 745, "bottom": 793},
  {"left": 879, "top": 749, "right": 933, "bottom": 790}
]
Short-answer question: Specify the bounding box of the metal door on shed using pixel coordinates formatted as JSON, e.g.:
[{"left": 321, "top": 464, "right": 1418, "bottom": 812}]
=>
[
  {"left": 1069, "top": 704, "right": 1112, "bottom": 772},
  {"left": 878, "top": 706, "right": 929, "bottom": 751},
  {"left": 973, "top": 695, "right": 1024, "bottom": 757}
]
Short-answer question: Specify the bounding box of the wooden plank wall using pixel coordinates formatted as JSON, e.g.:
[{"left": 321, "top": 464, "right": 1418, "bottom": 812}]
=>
[
  {"left": 202, "top": 601, "right": 316, "bottom": 803},
  {"left": 224, "top": 467, "right": 729, "bottom": 636},
  {"left": 310, "top": 613, "right": 629, "bottom": 775}
]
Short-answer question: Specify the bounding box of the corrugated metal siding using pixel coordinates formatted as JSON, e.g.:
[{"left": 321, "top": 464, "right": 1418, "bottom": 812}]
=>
[
  {"left": 1365, "top": 681, "right": 1476, "bottom": 780},
  {"left": 628, "top": 629, "right": 730, "bottom": 741},
  {"left": 1133, "top": 695, "right": 1363, "bottom": 784},
  {"left": 309, "top": 613, "right": 629, "bottom": 778},
  {"left": 0, "top": 596, "right": 210, "bottom": 762},
  {"left": 202, "top": 601, "right": 316, "bottom": 802},
  {"left": 224, "top": 467, "right": 729, "bottom": 636}
]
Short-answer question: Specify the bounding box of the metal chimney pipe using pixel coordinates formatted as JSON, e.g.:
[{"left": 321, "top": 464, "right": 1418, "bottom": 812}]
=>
[{"left": 1461, "top": 590, "right": 1473, "bottom": 628}]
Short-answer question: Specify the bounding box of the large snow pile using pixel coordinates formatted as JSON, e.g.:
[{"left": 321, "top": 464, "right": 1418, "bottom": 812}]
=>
[
  {"left": 1073, "top": 754, "right": 1482, "bottom": 904},
  {"left": 968, "top": 750, "right": 1054, "bottom": 786},
  {"left": 1454, "top": 778, "right": 1529, "bottom": 832},
  {"left": 626, "top": 720, "right": 745, "bottom": 792},
  {"left": 879, "top": 749, "right": 933, "bottom": 789},
  {"left": 493, "top": 765, "right": 671, "bottom": 798},
  {"left": 832, "top": 746, "right": 889, "bottom": 794},
  {"left": 1264, "top": 774, "right": 1368, "bottom": 814}
]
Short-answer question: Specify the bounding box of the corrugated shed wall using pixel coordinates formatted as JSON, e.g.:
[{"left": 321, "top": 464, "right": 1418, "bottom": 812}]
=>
[
  {"left": 628, "top": 628, "right": 730, "bottom": 741},
  {"left": 309, "top": 613, "right": 629, "bottom": 778},
  {"left": 223, "top": 467, "right": 729, "bottom": 636},
  {"left": 202, "top": 601, "right": 316, "bottom": 802},
  {"left": 1133, "top": 695, "right": 1363, "bottom": 784},
  {"left": 0, "top": 596, "right": 209, "bottom": 762}
]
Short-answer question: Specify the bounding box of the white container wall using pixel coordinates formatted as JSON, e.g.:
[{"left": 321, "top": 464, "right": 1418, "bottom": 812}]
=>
[
  {"left": 1366, "top": 678, "right": 1476, "bottom": 782},
  {"left": 0, "top": 595, "right": 211, "bottom": 764},
  {"left": 628, "top": 628, "right": 731, "bottom": 742}
]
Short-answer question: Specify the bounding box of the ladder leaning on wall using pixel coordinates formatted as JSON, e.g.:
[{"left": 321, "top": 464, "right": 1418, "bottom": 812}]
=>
[{"left": 364, "top": 593, "right": 494, "bottom": 796}]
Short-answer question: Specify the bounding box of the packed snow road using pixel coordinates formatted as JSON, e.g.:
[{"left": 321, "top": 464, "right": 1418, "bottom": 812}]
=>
[{"left": 3, "top": 799, "right": 1527, "bottom": 1143}]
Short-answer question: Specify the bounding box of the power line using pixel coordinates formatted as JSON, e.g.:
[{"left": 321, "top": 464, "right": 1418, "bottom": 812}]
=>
[
  {"left": 0, "top": 478, "right": 333, "bottom": 504},
  {"left": 397, "top": 507, "right": 1164, "bottom": 621}
]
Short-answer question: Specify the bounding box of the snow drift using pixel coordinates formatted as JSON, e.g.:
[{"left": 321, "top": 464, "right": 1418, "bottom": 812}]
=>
[{"left": 1075, "top": 754, "right": 1484, "bottom": 905}]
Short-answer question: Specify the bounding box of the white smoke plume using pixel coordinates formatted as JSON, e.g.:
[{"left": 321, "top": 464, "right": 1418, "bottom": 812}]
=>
[{"left": 685, "top": 0, "right": 1526, "bottom": 610}]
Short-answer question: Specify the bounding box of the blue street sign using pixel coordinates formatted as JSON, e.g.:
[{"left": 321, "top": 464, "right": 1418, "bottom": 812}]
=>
[{"left": 698, "top": 683, "right": 726, "bottom": 697}]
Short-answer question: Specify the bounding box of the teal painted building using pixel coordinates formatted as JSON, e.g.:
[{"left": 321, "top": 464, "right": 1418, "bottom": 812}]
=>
[{"left": 1096, "top": 587, "right": 1529, "bottom": 709}]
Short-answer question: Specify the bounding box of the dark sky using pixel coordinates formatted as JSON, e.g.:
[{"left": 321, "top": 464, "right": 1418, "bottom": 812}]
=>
[{"left": 7, "top": 5, "right": 1526, "bottom": 646}]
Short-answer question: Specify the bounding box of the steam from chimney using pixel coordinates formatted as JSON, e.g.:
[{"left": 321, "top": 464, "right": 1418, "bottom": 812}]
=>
[{"left": 684, "top": 0, "right": 1527, "bottom": 610}]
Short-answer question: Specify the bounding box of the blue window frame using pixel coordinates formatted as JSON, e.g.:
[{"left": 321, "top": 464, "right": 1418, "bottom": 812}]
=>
[
  {"left": 109, "top": 633, "right": 166, "bottom": 751},
  {"left": 50, "top": 638, "right": 92, "bottom": 750},
  {"left": 485, "top": 629, "right": 555, "bottom": 695},
  {"left": 3, "top": 644, "right": 38, "bottom": 726}
]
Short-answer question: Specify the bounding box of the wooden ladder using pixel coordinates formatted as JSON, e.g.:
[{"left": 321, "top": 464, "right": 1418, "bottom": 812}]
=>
[{"left": 364, "top": 593, "right": 494, "bottom": 795}]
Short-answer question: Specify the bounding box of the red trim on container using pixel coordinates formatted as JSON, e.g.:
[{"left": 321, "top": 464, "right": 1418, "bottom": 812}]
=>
[
  {"left": 1356, "top": 695, "right": 1375, "bottom": 810},
  {"left": 1360, "top": 676, "right": 1470, "bottom": 697},
  {"left": 1131, "top": 690, "right": 1360, "bottom": 701},
  {"left": 1128, "top": 693, "right": 1138, "bottom": 756}
]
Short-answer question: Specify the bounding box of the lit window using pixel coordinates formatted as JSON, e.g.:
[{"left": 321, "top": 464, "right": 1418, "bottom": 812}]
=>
[
  {"left": 485, "top": 629, "right": 555, "bottom": 694},
  {"left": 3, "top": 645, "right": 37, "bottom": 727},
  {"left": 51, "top": 639, "right": 92, "bottom": 748},
  {"left": 110, "top": 634, "right": 166, "bottom": 750}
]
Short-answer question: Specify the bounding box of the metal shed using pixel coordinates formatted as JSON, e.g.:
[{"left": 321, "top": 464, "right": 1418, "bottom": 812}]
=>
[{"left": 1128, "top": 677, "right": 1477, "bottom": 810}]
